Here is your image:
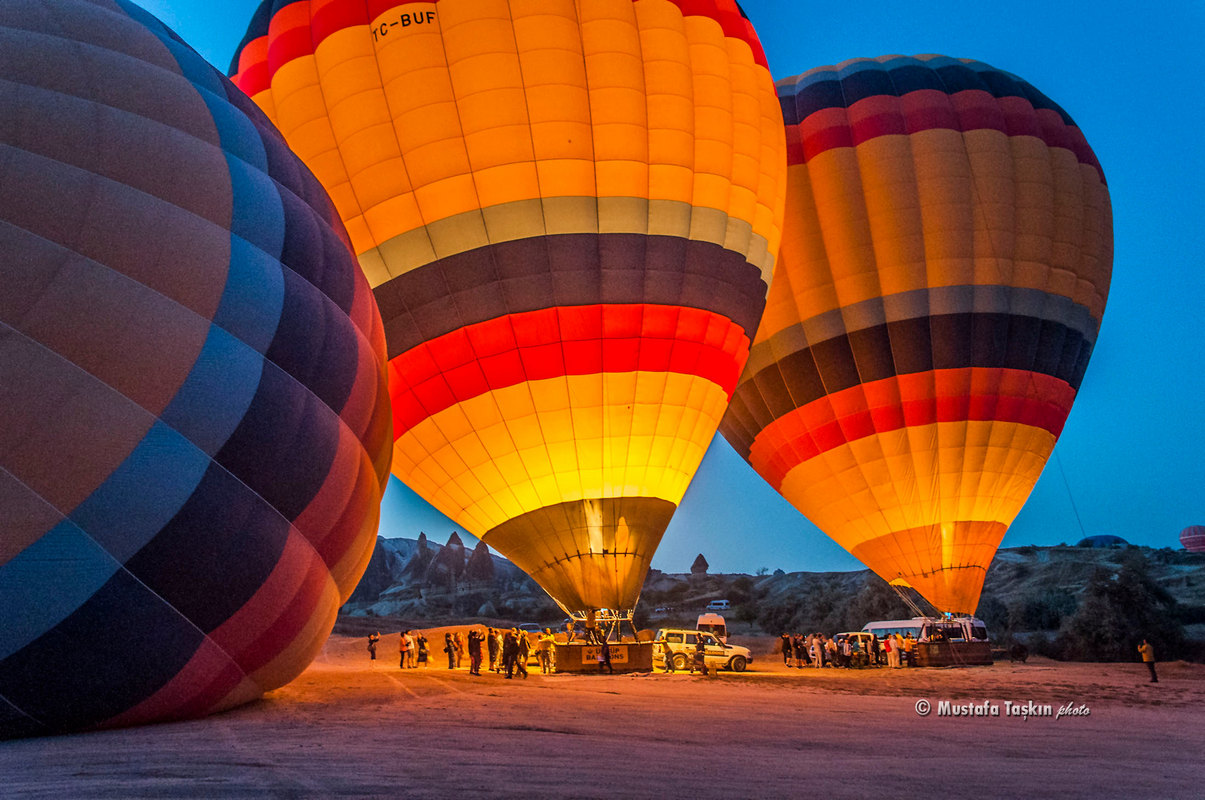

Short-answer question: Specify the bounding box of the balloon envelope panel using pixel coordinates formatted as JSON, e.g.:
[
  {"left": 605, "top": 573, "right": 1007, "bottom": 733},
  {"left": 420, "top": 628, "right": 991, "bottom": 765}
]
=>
[
  {"left": 0, "top": 0, "right": 391, "bottom": 738},
  {"left": 230, "top": 0, "right": 786, "bottom": 612},
  {"left": 721, "top": 55, "right": 1112, "bottom": 614},
  {"left": 1181, "top": 527, "right": 1205, "bottom": 553}
]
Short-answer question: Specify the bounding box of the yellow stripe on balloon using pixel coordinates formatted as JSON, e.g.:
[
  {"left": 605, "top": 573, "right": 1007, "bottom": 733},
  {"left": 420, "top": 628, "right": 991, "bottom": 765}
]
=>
[
  {"left": 763, "top": 127, "right": 1111, "bottom": 330},
  {"left": 251, "top": 0, "right": 783, "bottom": 288},
  {"left": 391, "top": 370, "right": 730, "bottom": 533},
  {"left": 776, "top": 419, "right": 1055, "bottom": 569}
]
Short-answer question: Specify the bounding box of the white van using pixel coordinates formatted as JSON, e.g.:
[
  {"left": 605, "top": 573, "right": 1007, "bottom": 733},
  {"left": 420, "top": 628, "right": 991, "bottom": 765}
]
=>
[
  {"left": 705, "top": 599, "right": 730, "bottom": 611},
  {"left": 696, "top": 612, "right": 727, "bottom": 642},
  {"left": 862, "top": 616, "right": 989, "bottom": 642}
]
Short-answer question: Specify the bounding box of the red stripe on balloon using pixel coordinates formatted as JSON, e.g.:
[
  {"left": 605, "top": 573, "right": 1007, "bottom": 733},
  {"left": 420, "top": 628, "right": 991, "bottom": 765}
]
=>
[
  {"left": 787, "top": 88, "right": 1105, "bottom": 181},
  {"left": 748, "top": 368, "right": 1077, "bottom": 491},
  {"left": 232, "top": 0, "right": 769, "bottom": 94},
  {"left": 101, "top": 638, "right": 251, "bottom": 730},
  {"left": 207, "top": 533, "right": 331, "bottom": 674},
  {"left": 266, "top": 1, "right": 316, "bottom": 79},
  {"left": 388, "top": 304, "right": 749, "bottom": 437}
]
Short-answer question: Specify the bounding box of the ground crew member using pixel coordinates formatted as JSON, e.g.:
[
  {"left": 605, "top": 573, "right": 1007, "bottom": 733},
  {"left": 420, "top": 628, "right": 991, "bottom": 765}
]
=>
[{"left": 1138, "top": 639, "right": 1158, "bottom": 683}]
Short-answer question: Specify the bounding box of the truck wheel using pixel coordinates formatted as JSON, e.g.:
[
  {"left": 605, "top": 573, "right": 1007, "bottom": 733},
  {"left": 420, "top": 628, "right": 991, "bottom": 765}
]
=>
[
  {"left": 729, "top": 656, "right": 747, "bottom": 672},
  {"left": 671, "top": 653, "right": 688, "bottom": 671}
]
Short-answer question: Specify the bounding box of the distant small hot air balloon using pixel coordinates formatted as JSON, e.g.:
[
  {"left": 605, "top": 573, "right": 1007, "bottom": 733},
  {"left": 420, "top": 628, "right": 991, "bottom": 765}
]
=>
[
  {"left": 721, "top": 55, "right": 1113, "bottom": 615},
  {"left": 230, "top": 0, "right": 787, "bottom": 616},
  {"left": 1181, "top": 526, "right": 1205, "bottom": 553},
  {"left": 0, "top": 0, "right": 390, "bottom": 738}
]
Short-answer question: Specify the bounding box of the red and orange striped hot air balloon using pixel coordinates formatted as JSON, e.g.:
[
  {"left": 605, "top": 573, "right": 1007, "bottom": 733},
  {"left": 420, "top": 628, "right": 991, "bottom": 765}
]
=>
[
  {"left": 721, "top": 55, "right": 1113, "bottom": 615},
  {"left": 230, "top": 0, "right": 786, "bottom": 614}
]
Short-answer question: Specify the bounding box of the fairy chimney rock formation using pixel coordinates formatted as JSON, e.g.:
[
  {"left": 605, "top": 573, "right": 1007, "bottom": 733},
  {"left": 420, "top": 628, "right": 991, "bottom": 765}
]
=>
[{"left": 463, "top": 540, "right": 496, "bottom": 585}]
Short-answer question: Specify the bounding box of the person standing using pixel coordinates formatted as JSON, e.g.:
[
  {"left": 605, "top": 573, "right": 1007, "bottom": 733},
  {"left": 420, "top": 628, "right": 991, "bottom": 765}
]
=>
[
  {"left": 1138, "top": 639, "right": 1158, "bottom": 683},
  {"left": 486, "top": 627, "right": 500, "bottom": 673},
  {"left": 503, "top": 630, "right": 520, "bottom": 679},
  {"left": 794, "top": 633, "right": 808, "bottom": 667},
  {"left": 903, "top": 632, "right": 916, "bottom": 667},
  {"left": 538, "top": 628, "right": 556, "bottom": 674},
  {"left": 691, "top": 635, "right": 708, "bottom": 676},
  {"left": 658, "top": 637, "right": 676, "bottom": 673},
  {"left": 444, "top": 632, "right": 456, "bottom": 669},
  {"left": 398, "top": 632, "right": 407, "bottom": 669},
  {"left": 402, "top": 630, "right": 415, "bottom": 668},
  {"left": 780, "top": 633, "right": 792, "bottom": 667},
  {"left": 598, "top": 639, "right": 614, "bottom": 674},
  {"left": 367, "top": 631, "right": 380, "bottom": 665},
  {"left": 467, "top": 629, "right": 484, "bottom": 675},
  {"left": 453, "top": 632, "right": 465, "bottom": 669},
  {"left": 584, "top": 609, "right": 600, "bottom": 644},
  {"left": 417, "top": 634, "right": 429, "bottom": 668},
  {"left": 515, "top": 629, "right": 531, "bottom": 679}
]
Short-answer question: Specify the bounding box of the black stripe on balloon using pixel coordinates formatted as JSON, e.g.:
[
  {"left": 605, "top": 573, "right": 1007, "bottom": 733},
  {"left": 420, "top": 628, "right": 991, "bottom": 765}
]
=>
[
  {"left": 121, "top": 460, "right": 294, "bottom": 634},
  {"left": 0, "top": 568, "right": 205, "bottom": 736},
  {"left": 721, "top": 311, "right": 1092, "bottom": 460},
  {"left": 782, "top": 59, "right": 1076, "bottom": 127},
  {"left": 373, "top": 233, "right": 768, "bottom": 360},
  {"left": 214, "top": 358, "right": 340, "bottom": 525}
]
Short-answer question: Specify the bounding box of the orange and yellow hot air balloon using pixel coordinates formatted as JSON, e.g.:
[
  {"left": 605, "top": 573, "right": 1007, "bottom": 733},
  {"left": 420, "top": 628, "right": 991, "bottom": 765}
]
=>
[
  {"left": 230, "top": 0, "right": 786, "bottom": 614},
  {"left": 721, "top": 56, "right": 1112, "bottom": 614}
]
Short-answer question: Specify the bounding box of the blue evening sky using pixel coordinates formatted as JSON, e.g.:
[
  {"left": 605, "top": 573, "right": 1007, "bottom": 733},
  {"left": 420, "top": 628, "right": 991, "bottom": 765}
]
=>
[{"left": 136, "top": 0, "right": 1204, "bottom": 573}]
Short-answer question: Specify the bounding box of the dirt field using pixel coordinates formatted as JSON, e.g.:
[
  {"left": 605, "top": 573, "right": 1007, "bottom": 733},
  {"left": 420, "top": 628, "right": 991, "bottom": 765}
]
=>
[{"left": 2, "top": 632, "right": 1201, "bottom": 799}]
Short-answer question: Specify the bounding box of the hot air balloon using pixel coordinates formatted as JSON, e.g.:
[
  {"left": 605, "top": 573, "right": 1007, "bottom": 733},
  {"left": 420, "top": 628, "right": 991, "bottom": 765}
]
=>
[
  {"left": 1181, "top": 526, "right": 1205, "bottom": 553},
  {"left": 0, "top": 0, "right": 391, "bottom": 738},
  {"left": 721, "top": 55, "right": 1112, "bottom": 615},
  {"left": 230, "top": 0, "right": 786, "bottom": 616}
]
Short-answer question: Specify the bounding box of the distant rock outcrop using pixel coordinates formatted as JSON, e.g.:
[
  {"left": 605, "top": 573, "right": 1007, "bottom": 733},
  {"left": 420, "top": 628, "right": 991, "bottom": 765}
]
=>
[
  {"left": 399, "top": 532, "right": 435, "bottom": 584},
  {"left": 424, "top": 532, "right": 467, "bottom": 594},
  {"left": 464, "top": 540, "right": 495, "bottom": 586},
  {"left": 341, "top": 532, "right": 557, "bottom": 619},
  {"left": 690, "top": 554, "right": 709, "bottom": 575}
]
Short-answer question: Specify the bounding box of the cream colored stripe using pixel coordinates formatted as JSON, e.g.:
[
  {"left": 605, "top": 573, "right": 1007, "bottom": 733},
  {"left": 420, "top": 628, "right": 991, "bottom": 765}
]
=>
[{"left": 357, "top": 196, "right": 772, "bottom": 288}]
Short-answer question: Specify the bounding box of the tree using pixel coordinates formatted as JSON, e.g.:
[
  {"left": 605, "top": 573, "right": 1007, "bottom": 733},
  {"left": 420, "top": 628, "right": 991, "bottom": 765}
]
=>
[{"left": 1055, "top": 554, "right": 1187, "bottom": 661}]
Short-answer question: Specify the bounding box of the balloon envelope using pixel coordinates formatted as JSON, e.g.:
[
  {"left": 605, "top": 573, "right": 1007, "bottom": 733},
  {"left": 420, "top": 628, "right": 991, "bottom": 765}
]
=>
[
  {"left": 0, "top": 0, "right": 391, "bottom": 738},
  {"left": 230, "top": 0, "right": 786, "bottom": 612},
  {"left": 1181, "top": 527, "right": 1205, "bottom": 553},
  {"left": 721, "top": 55, "right": 1112, "bottom": 614}
]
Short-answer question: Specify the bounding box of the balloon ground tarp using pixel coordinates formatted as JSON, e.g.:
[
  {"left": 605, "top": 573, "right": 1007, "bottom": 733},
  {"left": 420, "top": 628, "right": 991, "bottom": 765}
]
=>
[
  {"left": 0, "top": 0, "right": 392, "bottom": 739},
  {"left": 720, "top": 55, "right": 1113, "bottom": 615},
  {"left": 229, "top": 0, "right": 788, "bottom": 616}
]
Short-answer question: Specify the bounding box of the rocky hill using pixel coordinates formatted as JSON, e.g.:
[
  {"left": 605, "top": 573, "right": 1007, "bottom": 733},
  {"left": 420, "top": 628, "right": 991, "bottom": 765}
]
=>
[
  {"left": 341, "top": 533, "right": 560, "bottom": 621},
  {"left": 345, "top": 538, "right": 1205, "bottom": 634}
]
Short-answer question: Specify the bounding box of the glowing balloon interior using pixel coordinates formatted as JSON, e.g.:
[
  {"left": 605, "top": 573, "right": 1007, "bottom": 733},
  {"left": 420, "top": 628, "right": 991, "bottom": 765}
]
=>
[{"left": 231, "top": 0, "right": 787, "bottom": 613}]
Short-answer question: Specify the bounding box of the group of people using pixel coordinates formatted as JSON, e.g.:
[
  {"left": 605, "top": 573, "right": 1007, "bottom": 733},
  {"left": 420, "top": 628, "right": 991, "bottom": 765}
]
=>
[
  {"left": 368, "top": 627, "right": 561, "bottom": 678},
  {"left": 778, "top": 631, "right": 916, "bottom": 669},
  {"left": 655, "top": 636, "right": 710, "bottom": 676}
]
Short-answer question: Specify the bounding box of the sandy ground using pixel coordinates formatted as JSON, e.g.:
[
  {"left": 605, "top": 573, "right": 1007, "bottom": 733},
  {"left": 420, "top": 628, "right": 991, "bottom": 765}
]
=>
[{"left": 2, "top": 633, "right": 1202, "bottom": 799}]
